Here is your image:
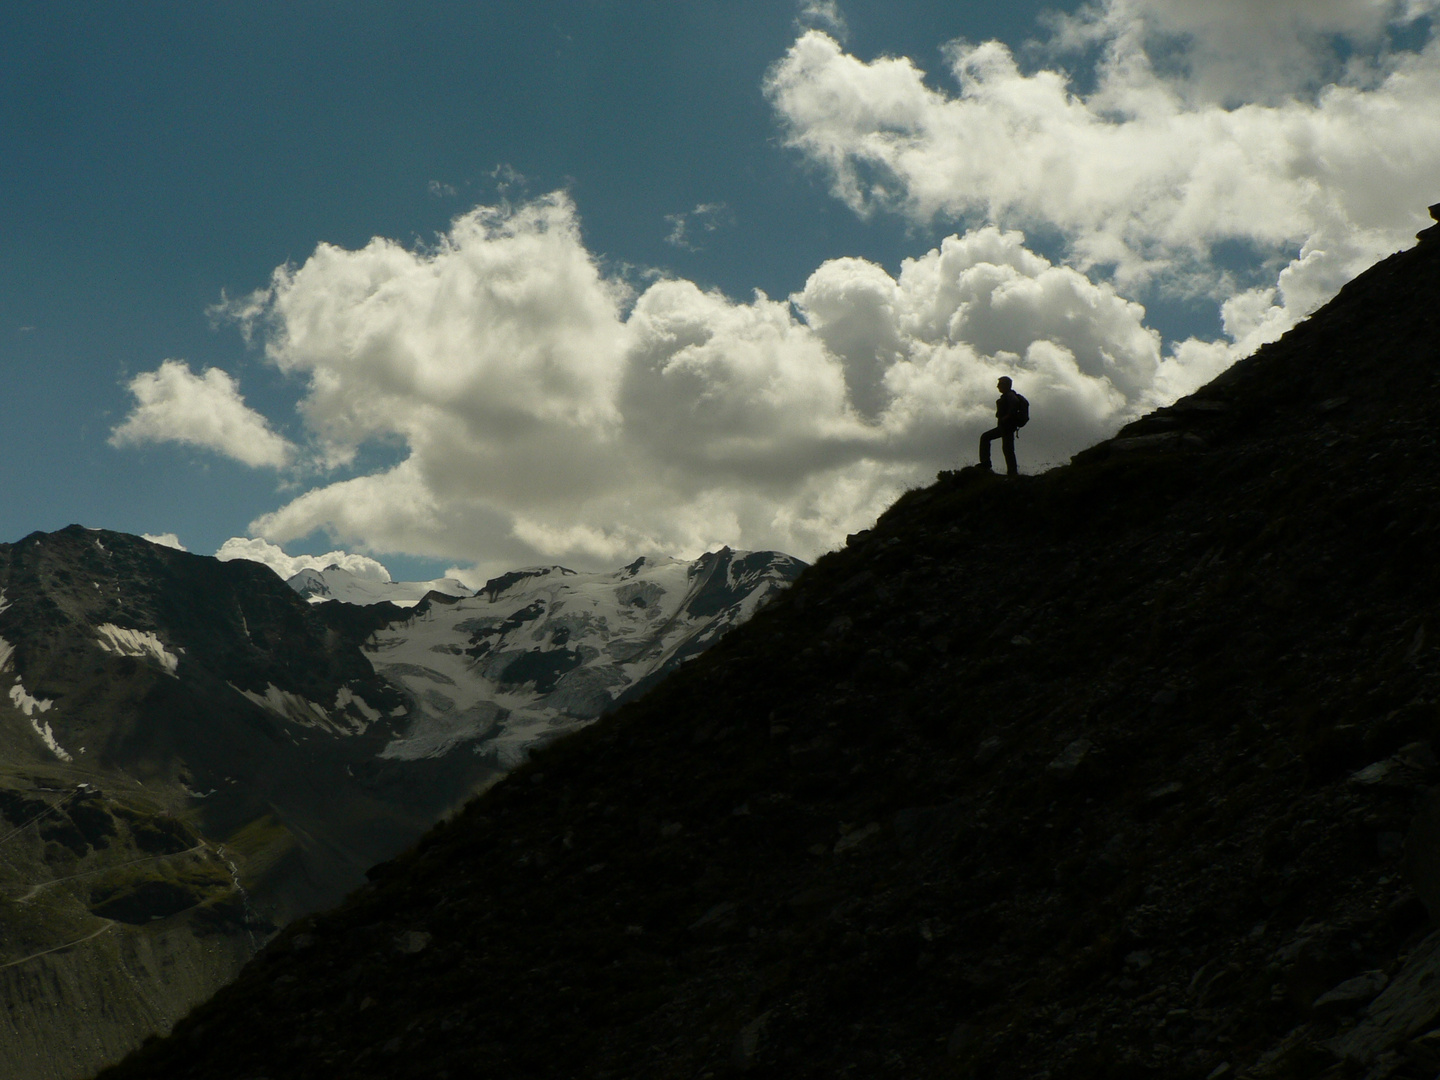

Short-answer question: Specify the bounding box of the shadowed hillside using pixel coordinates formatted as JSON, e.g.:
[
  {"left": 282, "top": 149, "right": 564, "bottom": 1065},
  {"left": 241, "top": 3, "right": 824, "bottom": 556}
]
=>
[
  {"left": 97, "top": 213, "right": 1440, "bottom": 1080},
  {"left": 0, "top": 529, "right": 797, "bottom": 1080}
]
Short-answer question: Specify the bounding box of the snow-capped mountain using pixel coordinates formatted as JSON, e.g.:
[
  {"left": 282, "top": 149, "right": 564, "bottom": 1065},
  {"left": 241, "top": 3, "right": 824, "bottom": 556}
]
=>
[
  {"left": 0, "top": 527, "right": 802, "bottom": 1080},
  {"left": 286, "top": 565, "right": 472, "bottom": 607},
  {"left": 359, "top": 549, "right": 805, "bottom": 766}
]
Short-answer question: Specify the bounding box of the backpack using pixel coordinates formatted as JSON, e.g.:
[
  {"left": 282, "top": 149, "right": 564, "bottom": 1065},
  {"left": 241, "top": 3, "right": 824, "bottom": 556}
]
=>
[{"left": 1011, "top": 393, "right": 1030, "bottom": 428}]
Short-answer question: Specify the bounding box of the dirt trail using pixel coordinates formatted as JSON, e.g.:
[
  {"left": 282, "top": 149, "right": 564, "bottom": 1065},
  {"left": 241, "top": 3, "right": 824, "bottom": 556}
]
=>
[
  {"left": 0, "top": 920, "right": 114, "bottom": 971},
  {"left": 7, "top": 843, "right": 207, "bottom": 903}
]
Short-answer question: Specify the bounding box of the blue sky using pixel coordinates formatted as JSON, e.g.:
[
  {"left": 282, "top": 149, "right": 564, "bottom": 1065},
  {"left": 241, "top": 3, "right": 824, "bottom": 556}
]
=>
[{"left": 4, "top": 1, "right": 1437, "bottom": 582}]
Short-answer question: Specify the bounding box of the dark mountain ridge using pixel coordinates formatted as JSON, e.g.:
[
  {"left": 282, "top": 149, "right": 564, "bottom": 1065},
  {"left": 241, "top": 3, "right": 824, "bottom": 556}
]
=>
[
  {"left": 98, "top": 216, "right": 1440, "bottom": 1079},
  {"left": 0, "top": 526, "right": 468, "bottom": 903},
  {"left": 0, "top": 532, "right": 800, "bottom": 1080},
  {"left": 0, "top": 531, "right": 418, "bottom": 1080}
]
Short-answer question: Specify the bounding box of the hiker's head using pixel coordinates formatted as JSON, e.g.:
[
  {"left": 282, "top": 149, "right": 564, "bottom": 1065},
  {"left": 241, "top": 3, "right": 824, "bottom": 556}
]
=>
[{"left": 997, "top": 376, "right": 1012, "bottom": 392}]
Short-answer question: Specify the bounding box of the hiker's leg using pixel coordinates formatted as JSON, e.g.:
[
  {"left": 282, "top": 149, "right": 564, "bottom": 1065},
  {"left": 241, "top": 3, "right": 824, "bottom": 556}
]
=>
[
  {"left": 979, "top": 427, "right": 999, "bottom": 468},
  {"left": 1002, "top": 429, "right": 1018, "bottom": 476}
]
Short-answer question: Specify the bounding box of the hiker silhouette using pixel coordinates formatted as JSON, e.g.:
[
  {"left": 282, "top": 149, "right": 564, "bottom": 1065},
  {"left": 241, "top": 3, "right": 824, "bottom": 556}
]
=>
[{"left": 979, "top": 376, "right": 1027, "bottom": 476}]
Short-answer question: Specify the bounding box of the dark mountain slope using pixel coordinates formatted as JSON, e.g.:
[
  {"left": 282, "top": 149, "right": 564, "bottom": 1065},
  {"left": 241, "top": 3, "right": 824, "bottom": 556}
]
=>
[
  {"left": 100, "top": 219, "right": 1440, "bottom": 1080},
  {"left": 0, "top": 530, "right": 800, "bottom": 1080},
  {"left": 0, "top": 527, "right": 453, "bottom": 911},
  {"left": 0, "top": 531, "right": 480, "bottom": 1080}
]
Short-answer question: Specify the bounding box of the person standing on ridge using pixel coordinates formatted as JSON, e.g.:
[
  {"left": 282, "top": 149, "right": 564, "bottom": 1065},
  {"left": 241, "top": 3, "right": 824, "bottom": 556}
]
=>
[{"left": 979, "top": 376, "right": 1028, "bottom": 476}]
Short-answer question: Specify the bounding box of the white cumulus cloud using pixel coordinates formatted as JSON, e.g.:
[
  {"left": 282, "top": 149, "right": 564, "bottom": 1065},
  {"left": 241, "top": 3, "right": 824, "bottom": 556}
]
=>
[
  {"left": 215, "top": 536, "right": 393, "bottom": 583},
  {"left": 1049, "top": 0, "right": 1434, "bottom": 105},
  {"left": 109, "top": 360, "right": 295, "bottom": 468},
  {"left": 765, "top": 10, "right": 1440, "bottom": 350},
  {"left": 120, "top": 4, "right": 1440, "bottom": 574},
  {"left": 202, "top": 195, "right": 1230, "bottom": 576},
  {"left": 141, "top": 533, "right": 187, "bottom": 551}
]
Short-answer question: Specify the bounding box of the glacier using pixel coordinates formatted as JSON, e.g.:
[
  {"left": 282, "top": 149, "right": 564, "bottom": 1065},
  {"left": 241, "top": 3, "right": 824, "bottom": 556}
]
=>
[{"left": 305, "top": 549, "right": 804, "bottom": 765}]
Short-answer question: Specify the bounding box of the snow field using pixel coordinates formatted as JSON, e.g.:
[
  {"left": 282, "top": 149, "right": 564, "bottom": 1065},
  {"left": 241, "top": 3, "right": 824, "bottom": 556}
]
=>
[{"left": 94, "top": 624, "right": 180, "bottom": 676}]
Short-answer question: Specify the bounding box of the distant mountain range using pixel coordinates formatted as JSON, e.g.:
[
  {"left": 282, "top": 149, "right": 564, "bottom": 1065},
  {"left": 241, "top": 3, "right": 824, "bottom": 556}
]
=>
[
  {"left": 316, "top": 550, "right": 805, "bottom": 767},
  {"left": 285, "top": 566, "right": 472, "bottom": 607},
  {"left": 0, "top": 537, "right": 800, "bottom": 1080}
]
